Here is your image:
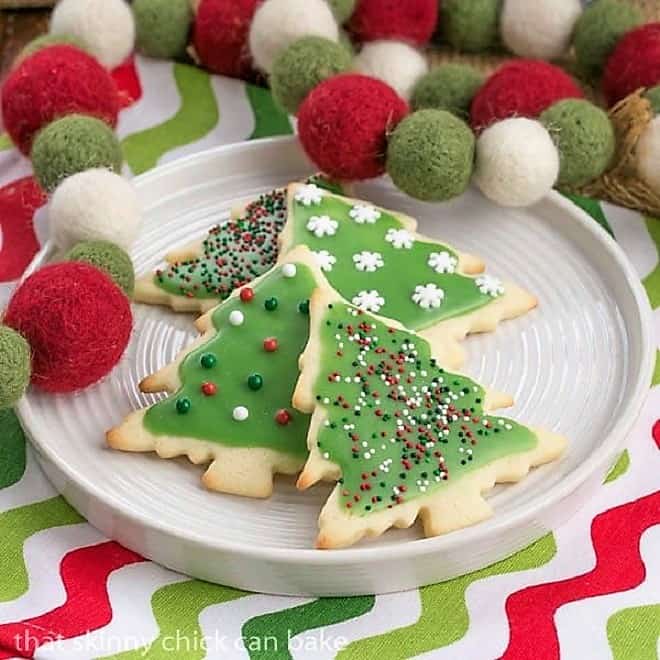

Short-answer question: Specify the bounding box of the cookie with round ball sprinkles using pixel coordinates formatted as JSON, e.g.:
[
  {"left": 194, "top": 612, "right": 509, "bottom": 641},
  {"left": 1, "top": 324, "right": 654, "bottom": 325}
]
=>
[
  {"left": 279, "top": 182, "right": 537, "bottom": 369},
  {"left": 133, "top": 176, "right": 347, "bottom": 314},
  {"left": 292, "top": 276, "right": 567, "bottom": 549},
  {"left": 107, "top": 247, "right": 326, "bottom": 498}
]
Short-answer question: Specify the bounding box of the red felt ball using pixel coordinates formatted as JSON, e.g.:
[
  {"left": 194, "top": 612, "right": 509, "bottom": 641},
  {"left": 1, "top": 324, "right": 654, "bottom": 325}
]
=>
[
  {"left": 4, "top": 262, "right": 132, "bottom": 393},
  {"left": 298, "top": 74, "right": 409, "bottom": 180},
  {"left": 349, "top": 0, "right": 438, "bottom": 46},
  {"left": 1, "top": 45, "right": 119, "bottom": 156},
  {"left": 603, "top": 23, "right": 660, "bottom": 106},
  {"left": 470, "top": 59, "right": 584, "bottom": 131},
  {"left": 192, "top": 0, "right": 259, "bottom": 79}
]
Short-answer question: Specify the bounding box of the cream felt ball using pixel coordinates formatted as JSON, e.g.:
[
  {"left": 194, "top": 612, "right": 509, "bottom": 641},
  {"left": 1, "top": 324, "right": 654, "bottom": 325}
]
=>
[
  {"left": 355, "top": 41, "right": 428, "bottom": 101},
  {"left": 50, "top": 169, "right": 142, "bottom": 252},
  {"left": 249, "top": 0, "right": 339, "bottom": 74},
  {"left": 474, "top": 118, "right": 560, "bottom": 207},
  {"left": 50, "top": 0, "right": 135, "bottom": 68},
  {"left": 637, "top": 116, "right": 660, "bottom": 194},
  {"left": 501, "top": 0, "right": 582, "bottom": 60}
]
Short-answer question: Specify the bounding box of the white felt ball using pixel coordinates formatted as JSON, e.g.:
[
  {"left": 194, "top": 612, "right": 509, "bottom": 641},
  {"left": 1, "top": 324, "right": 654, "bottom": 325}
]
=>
[
  {"left": 637, "top": 116, "right": 660, "bottom": 194},
  {"left": 354, "top": 41, "right": 428, "bottom": 101},
  {"left": 501, "top": 0, "right": 582, "bottom": 60},
  {"left": 474, "top": 118, "right": 560, "bottom": 208},
  {"left": 249, "top": 0, "right": 339, "bottom": 74},
  {"left": 50, "top": 0, "right": 135, "bottom": 68},
  {"left": 50, "top": 169, "right": 142, "bottom": 251}
]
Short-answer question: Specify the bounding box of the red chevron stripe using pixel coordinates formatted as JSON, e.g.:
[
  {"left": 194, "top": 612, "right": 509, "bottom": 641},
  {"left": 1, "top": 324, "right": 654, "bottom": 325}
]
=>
[
  {"left": 0, "top": 541, "right": 143, "bottom": 658},
  {"left": 502, "top": 490, "right": 660, "bottom": 659},
  {"left": 653, "top": 419, "right": 659, "bottom": 450},
  {"left": 112, "top": 56, "right": 142, "bottom": 109}
]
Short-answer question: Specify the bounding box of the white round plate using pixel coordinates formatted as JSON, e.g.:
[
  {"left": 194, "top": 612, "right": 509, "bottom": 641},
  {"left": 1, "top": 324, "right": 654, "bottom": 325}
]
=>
[{"left": 18, "top": 137, "right": 654, "bottom": 596}]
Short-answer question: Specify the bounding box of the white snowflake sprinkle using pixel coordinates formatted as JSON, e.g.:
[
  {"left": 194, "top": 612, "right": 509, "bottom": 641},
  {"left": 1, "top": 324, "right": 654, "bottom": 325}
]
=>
[
  {"left": 295, "top": 183, "right": 324, "bottom": 206},
  {"left": 412, "top": 283, "right": 445, "bottom": 309},
  {"left": 349, "top": 204, "right": 381, "bottom": 224},
  {"left": 352, "top": 290, "right": 385, "bottom": 313},
  {"left": 353, "top": 251, "right": 384, "bottom": 272},
  {"left": 307, "top": 215, "right": 338, "bottom": 238},
  {"left": 476, "top": 275, "right": 505, "bottom": 297},
  {"left": 385, "top": 228, "right": 414, "bottom": 249},
  {"left": 428, "top": 251, "right": 458, "bottom": 274},
  {"left": 313, "top": 250, "right": 337, "bottom": 272}
]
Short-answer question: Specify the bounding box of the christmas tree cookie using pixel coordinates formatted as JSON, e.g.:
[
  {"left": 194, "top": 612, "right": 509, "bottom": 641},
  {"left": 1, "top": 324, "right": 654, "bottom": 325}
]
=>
[
  {"left": 279, "top": 183, "right": 537, "bottom": 368},
  {"left": 134, "top": 177, "right": 346, "bottom": 313},
  {"left": 107, "top": 247, "right": 324, "bottom": 498},
  {"left": 293, "top": 277, "right": 566, "bottom": 549}
]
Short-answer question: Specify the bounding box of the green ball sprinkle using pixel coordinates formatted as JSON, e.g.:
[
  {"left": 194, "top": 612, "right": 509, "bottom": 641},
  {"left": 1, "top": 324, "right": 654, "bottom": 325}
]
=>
[
  {"left": 0, "top": 326, "right": 31, "bottom": 410},
  {"left": 18, "top": 34, "right": 88, "bottom": 63},
  {"left": 176, "top": 398, "right": 191, "bottom": 414},
  {"left": 386, "top": 109, "right": 475, "bottom": 202},
  {"left": 31, "top": 115, "right": 122, "bottom": 193},
  {"left": 264, "top": 297, "right": 278, "bottom": 311},
  {"left": 540, "top": 99, "right": 615, "bottom": 187},
  {"left": 411, "top": 64, "right": 484, "bottom": 119},
  {"left": 65, "top": 240, "right": 135, "bottom": 296},
  {"left": 440, "top": 0, "right": 501, "bottom": 52},
  {"left": 298, "top": 299, "right": 310, "bottom": 315},
  {"left": 270, "top": 36, "right": 353, "bottom": 115},
  {"left": 645, "top": 86, "right": 660, "bottom": 116},
  {"left": 133, "top": 0, "right": 192, "bottom": 59},
  {"left": 327, "top": 0, "right": 357, "bottom": 23},
  {"left": 247, "top": 374, "right": 264, "bottom": 391},
  {"left": 573, "top": 0, "right": 644, "bottom": 80},
  {"left": 200, "top": 353, "right": 217, "bottom": 369}
]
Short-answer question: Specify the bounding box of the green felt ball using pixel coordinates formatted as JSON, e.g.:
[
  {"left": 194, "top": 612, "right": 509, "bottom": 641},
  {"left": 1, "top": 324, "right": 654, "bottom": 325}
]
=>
[
  {"left": 540, "top": 99, "right": 615, "bottom": 187},
  {"left": 386, "top": 109, "right": 475, "bottom": 202},
  {"left": 441, "top": 0, "right": 502, "bottom": 52},
  {"left": 133, "top": 0, "right": 192, "bottom": 59},
  {"left": 18, "top": 34, "right": 87, "bottom": 62},
  {"left": 573, "top": 0, "right": 644, "bottom": 80},
  {"left": 270, "top": 36, "right": 353, "bottom": 115},
  {"left": 31, "top": 115, "right": 122, "bottom": 193},
  {"left": 0, "top": 326, "right": 31, "bottom": 410},
  {"left": 411, "top": 64, "right": 484, "bottom": 119},
  {"left": 645, "top": 86, "right": 660, "bottom": 116},
  {"left": 327, "top": 0, "right": 357, "bottom": 23},
  {"left": 64, "top": 240, "right": 135, "bottom": 296}
]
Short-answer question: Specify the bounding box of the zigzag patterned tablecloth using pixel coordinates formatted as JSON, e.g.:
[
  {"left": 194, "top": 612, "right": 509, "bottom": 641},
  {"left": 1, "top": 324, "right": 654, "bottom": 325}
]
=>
[{"left": 0, "top": 55, "right": 659, "bottom": 660}]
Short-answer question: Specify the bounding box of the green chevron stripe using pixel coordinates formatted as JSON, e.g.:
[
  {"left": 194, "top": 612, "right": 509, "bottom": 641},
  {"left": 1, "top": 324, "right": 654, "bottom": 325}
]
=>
[
  {"left": 643, "top": 218, "right": 660, "bottom": 309},
  {"left": 562, "top": 194, "right": 614, "bottom": 237},
  {"left": 0, "top": 496, "right": 84, "bottom": 602},
  {"left": 122, "top": 63, "right": 219, "bottom": 176},
  {"left": 243, "top": 596, "right": 375, "bottom": 660},
  {"left": 0, "top": 410, "right": 27, "bottom": 490},
  {"left": 245, "top": 84, "right": 292, "bottom": 140},
  {"left": 338, "top": 534, "right": 556, "bottom": 660},
  {"left": 101, "top": 580, "right": 245, "bottom": 660},
  {"left": 604, "top": 450, "right": 630, "bottom": 484},
  {"left": 653, "top": 351, "right": 660, "bottom": 388},
  {"left": 607, "top": 604, "right": 660, "bottom": 660}
]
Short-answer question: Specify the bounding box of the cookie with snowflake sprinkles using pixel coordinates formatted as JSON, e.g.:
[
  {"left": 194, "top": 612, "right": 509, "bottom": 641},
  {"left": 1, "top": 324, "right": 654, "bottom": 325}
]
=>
[
  {"left": 293, "top": 282, "right": 567, "bottom": 549},
  {"left": 134, "top": 176, "right": 345, "bottom": 313},
  {"left": 278, "top": 183, "right": 537, "bottom": 368},
  {"left": 107, "top": 247, "right": 325, "bottom": 498}
]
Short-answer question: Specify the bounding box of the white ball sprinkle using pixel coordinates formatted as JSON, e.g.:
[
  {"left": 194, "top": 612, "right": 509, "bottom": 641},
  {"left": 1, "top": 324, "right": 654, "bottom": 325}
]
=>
[
  {"left": 229, "top": 310, "right": 245, "bottom": 326},
  {"left": 232, "top": 406, "right": 249, "bottom": 422},
  {"left": 281, "top": 263, "right": 297, "bottom": 278}
]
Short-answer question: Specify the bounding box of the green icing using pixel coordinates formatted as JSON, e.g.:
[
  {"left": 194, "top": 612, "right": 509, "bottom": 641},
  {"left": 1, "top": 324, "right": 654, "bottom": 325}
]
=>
[
  {"left": 289, "top": 187, "right": 496, "bottom": 331},
  {"left": 144, "top": 263, "right": 316, "bottom": 457},
  {"left": 313, "top": 302, "right": 538, "bottom": 516}
]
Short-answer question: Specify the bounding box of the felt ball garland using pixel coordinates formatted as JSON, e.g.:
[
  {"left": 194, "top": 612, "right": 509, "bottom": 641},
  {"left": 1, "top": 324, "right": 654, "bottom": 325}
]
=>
[
  {"left": 0, "top": 327, "right": 32, "bottom": 410},
  {"left": 133, "top": 0, "right": 192, "bottom": 60}
]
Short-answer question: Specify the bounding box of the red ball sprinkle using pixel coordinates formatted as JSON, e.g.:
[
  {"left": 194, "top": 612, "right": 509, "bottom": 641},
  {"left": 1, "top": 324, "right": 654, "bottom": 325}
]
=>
[
  {"left": 470, "top": 59, "right": 584, "bottom": 131},
  {"left": 4, "top": 262, "right": 131, "bottom": 393},
  {"left": 1, "top": 45, "right": 119, "bottom": 155},
  {"left": 298, "top": 74, "right": 409, "bottom": 180},
  {"left": 201, "top": 381, "right": 218, "bottom": 396},
  {"left": 192, "top": 0, "right": 259, "bottom": 79},
  {"left": 239, "top": 287, "right": 255, "bottom": 303},
  {"left": 275, "top": 409, "right": 292, "bottom": 426},
  {"left": 263, "top": 337, "right": 278, "bottom": 352},
  {"left": 602, "top": 23, "right": 660, "bottom": 106},
  {"left": 349, "top": 0, "right": 438, "bottom": 46}
]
